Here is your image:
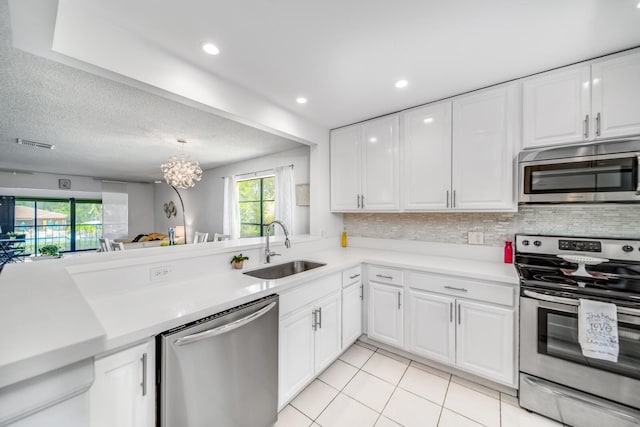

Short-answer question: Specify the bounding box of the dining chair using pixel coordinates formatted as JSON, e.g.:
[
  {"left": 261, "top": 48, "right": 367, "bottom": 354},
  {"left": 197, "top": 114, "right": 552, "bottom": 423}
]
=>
[
  {"left": 99, "top": 237, "right": 113, "bottom": 252},
  {"left": 193, "top": 232, "right": 209, "bottom": 244},
  {"left": 111, "top": 241, "right": 125, "bottom": 251}
]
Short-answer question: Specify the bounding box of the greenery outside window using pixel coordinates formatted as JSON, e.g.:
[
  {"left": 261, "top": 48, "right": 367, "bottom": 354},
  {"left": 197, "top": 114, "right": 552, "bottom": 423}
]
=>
[
  {"left": 14, "top": 198, "right": 102, "bottom": 254},
  {"left": 238, "top": 176, "right": 275, "bottom": 238}
]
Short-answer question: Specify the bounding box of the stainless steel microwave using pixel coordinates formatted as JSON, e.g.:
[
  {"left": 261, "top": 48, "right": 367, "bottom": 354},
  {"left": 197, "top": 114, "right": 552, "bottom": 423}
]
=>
[{"left": 519, "top": 139, "right": 640, "bottom": 203}]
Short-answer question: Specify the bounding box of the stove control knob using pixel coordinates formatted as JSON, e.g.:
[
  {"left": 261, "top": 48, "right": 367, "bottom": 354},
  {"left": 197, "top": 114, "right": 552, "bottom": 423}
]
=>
[
  {"left": 534, "top": 240, "right": 542, "bottom": 247},
  {"left": 622, "top": 245, "right": 634, "bottom": 253},
  {"left": 522, "top": 240, "right": 530, "bottom": 246}
]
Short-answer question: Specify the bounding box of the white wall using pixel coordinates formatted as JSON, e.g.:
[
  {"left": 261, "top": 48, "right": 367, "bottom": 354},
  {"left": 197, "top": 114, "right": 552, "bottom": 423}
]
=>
[
  {"left": 154, "top": 146, "right": 312, "bottom": 242},
  {"left": 0, "top": 171, "right": 155, "bottom": 237}
]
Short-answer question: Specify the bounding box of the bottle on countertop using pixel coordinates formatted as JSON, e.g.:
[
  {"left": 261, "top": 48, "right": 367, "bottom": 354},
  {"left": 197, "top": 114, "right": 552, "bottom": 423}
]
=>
[
  {"left": 504, "top": 241, "right": 513, "bottom": 264},
  {"left": 341, "top": 229, "right": 347, "bottom": 248}
]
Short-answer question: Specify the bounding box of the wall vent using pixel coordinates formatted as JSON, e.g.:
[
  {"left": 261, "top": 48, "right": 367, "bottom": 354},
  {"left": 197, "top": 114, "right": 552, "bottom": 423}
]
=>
[{"left": 16, "top": 138, "right": 55, "bottom": 150}]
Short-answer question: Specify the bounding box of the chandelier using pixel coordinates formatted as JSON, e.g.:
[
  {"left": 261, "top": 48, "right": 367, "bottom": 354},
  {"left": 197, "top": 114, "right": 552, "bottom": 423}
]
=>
[{"left": 161, "top": 139, "right": 203, "bottom": 189}]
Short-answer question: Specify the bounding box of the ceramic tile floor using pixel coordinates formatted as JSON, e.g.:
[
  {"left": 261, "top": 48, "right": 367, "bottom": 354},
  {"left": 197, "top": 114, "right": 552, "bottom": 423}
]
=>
[{"left": 274, "top": 341, "right": 566, "bottom": 427}]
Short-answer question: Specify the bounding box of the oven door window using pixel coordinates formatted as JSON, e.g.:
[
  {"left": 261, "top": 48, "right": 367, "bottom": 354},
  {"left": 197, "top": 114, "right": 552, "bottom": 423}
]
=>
[
  {"left": 538, "top": 307, "right": 640, "bottom": 379},
  {"left": 523, "top": 157, "right": 637, "bottom": 194}
]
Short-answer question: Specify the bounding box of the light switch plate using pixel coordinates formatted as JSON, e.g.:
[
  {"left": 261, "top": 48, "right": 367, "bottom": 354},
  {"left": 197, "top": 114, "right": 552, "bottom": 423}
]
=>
[{"left": 468, "top": 231, "right": 484, "bottom": 245}]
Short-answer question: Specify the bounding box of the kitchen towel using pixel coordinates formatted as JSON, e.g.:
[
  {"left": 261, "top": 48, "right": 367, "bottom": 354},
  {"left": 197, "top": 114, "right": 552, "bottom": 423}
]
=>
[{"left": 578, "top": 299, "right": 619, "bottom": 362}]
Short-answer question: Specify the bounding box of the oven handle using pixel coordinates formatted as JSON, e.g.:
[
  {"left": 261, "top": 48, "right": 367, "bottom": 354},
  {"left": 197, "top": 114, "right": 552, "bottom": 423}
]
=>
[
  {"left": 523, "top": 290, "right": 640, "bottom": 316},
  {"left": 636, "top": 153, "right": 640, "bottom": 195},
  {"left": 522, "top": 376, "right": 640, "bottom": 423}
]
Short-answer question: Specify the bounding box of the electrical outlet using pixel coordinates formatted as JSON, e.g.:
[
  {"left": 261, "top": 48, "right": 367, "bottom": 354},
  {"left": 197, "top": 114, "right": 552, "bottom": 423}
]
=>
[
  {"left": 468, "top": 231, "right": 484, "bottom": 245},
  {"left": 150, "top": 266, "right": 171, "bottom": 281}
]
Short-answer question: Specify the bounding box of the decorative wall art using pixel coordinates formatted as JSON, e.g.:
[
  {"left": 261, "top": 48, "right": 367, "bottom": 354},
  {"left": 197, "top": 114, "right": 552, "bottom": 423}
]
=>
[
  {"left": 164, "top": 201, "right": 177, "bottom": 218},
  {"left": 296, "top": 184, "right": 310, "bottom": 206}
]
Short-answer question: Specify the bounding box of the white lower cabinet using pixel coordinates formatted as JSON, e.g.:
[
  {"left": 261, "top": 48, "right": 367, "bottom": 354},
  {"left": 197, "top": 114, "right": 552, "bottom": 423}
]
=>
[
  {"left": 456, "top": 299, "right": 515, "bottom": 385},
  {"left": 342, "top": 280, "right": 363, "bottom": 348},
  {"left": 408, "top": 290, "right": 456, "bottom": 365},
  {"left": 368, "top": 281, "right": 404, "bottom": 347},
  {"left": 278, "top": 274, "right": 342, "bottom": 408},
  {"left": 89, "top": 338, "right": 155, "bottom": 427}
]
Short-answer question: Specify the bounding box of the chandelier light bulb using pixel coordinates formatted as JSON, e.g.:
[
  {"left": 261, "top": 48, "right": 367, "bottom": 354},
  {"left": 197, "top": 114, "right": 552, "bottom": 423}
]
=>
[{"left": 161, "top": 140, "right": 203, "bottom": 189}]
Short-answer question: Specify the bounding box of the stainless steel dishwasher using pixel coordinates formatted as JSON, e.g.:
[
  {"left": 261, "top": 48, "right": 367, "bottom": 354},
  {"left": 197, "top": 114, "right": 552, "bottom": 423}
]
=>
[{"left": 159, "top": 294, "right": 279, "bottom": 427}]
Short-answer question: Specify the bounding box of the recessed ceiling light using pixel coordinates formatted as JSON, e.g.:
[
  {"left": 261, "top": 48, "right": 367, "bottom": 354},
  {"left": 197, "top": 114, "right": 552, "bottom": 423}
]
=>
[
  {"left": 423, "top": 118, "right": 434, "bottom": 124},
  {"left": 369, "top": 137, "right": 377, "bottom": 143},
  {"left": 296, "top": 97, "right": 308, "bottom": 104},
  {"left": 395, "top": 79, "right": 408, "bottom": 89},
  {"left": 201, "top": 42, "right": 220, "bottom": 55},
  {"left": 637, "top": 1, "right": 640, "bottom": 8}
]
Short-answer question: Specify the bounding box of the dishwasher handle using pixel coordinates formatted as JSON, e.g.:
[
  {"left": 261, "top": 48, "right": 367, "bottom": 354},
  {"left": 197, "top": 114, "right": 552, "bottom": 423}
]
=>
[{"left": 174, "top": 301, "right": 278, "bottom": 346}]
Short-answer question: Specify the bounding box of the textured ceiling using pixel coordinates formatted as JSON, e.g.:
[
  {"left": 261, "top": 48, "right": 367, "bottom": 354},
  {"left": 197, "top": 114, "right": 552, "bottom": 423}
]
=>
[
  {"left": 59, "top": 0, "right": 640, "bottom": 128},
  {"left": 0, "top": 0, "right": 303, "bottom": 182}
]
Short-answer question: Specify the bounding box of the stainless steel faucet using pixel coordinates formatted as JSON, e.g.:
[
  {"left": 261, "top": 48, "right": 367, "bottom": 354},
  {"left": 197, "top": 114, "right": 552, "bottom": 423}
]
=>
[{"left": 265, "top": 220, "right": 291, "bottom": 263}]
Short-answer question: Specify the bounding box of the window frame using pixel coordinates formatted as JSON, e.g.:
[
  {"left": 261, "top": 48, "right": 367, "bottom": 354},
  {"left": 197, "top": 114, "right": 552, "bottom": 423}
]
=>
[{"left": 237, "top": 175, "right": 275, "bottom": 238}]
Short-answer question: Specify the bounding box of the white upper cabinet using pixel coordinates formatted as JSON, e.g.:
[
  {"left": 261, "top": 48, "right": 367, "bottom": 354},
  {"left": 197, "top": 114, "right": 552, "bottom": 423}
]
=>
[
  {"left": 401, "top": 101, "right": 452, "bottom": 210},
  {"left": 522, "top": 50, "right": 640, "bottom": 148},
  {"left": 522, "top": 66, "right": 591, "bottom": 149},
  {"left": 361, "top": 115, "right": 400, "bottom": 210},
  {"left": 330, "top": 126, "right": 361, "bottom": 211},
  {"left": 452, "top": 84, "right": 517, "bottom": 210},
  {"left": 330, "top": 115, "right": 399, "bottom": 211},
  {"left": 592, "top": 51, "right": 640, "bottom": 139}
]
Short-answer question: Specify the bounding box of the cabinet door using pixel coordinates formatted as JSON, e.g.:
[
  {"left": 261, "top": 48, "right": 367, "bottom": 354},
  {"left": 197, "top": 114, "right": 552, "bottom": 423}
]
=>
[
  {"left": 456, "top": 300, "right": 515, "bottom": 385},
  {"left": 452, "top": 84, "right": 517, "bottom": 210},
  {"left": 401, "top": 102, "right": 452, "bottom": 210},
  {"left": 361, "top": 115, "right": 400, "bottom": 210},
  {"left": 279, "top": 306, "right": 315, "bottom": 407},
  {"left": 89, "top": 338, "right": 155, "bottom": 427},
  {"left": 330, "top": 126, "right": 361, "bottom": 211},
  {"left": 522, "top": 66, "right": 591, "bottom": 148},
  {"left": 368, "top": 282, "right": 404, "bottom": 347},
  {"left": 314, "top": 292, "right": 342, "bottom": 373},
  {"left": 408, "top": 289, "right": 455, "bottom": 365},
  {"left": 342, "top": 281, "right": 363, "bottom": 348},
  {"left": 592, "top": 51, "right": 640, "bottom": 139}
]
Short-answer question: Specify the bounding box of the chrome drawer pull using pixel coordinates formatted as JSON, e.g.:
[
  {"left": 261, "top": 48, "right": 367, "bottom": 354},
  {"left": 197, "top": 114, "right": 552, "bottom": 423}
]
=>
[
  {"left": 444, "top": 285, "right": 468, "bottom": 292},
  {"left": 376, "top": 274, "right": 393, "bottom": 280},
  {"left": 349, "top": 274, "right": 361, "bottom": 279}
]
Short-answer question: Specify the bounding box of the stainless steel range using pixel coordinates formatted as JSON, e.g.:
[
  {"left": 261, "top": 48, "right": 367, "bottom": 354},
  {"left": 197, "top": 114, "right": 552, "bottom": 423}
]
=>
[{"left": 515, "top": 234, "right": 640, "bottom": 427}]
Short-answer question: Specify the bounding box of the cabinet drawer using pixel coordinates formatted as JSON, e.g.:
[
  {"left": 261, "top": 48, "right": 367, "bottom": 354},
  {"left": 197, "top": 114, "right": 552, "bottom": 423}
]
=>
[
  {"left": 342, "top": 266, "right": 362, "bottom": 287},
  {"left": 368, "top": 265, "right": 403, "bottom": 285},
  {"left": 405, "top": 271, "right": 514, "bottom": 307},
  {"left": 279, "top": 273, "right": 341, "bottom": 317}
]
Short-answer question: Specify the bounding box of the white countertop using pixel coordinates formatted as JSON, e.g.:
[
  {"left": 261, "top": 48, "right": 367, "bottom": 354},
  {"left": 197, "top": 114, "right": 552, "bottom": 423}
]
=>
[{"left": 0, "top": 236, "right": 518, "bottom": 388}]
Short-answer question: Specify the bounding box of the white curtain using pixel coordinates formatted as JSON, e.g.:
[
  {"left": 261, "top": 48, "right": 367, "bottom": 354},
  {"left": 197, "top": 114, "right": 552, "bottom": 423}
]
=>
[
  {"left": 222, "top": 176, "right": 240, "bottom": 239},
  {"left": 275, "top": 165, "right": 294, "bottom": 236}
]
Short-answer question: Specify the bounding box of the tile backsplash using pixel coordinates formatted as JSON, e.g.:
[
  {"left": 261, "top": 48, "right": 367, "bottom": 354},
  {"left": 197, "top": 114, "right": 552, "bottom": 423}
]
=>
[{"left": 344, "top": 205, "right": 640, "bottom": 247}]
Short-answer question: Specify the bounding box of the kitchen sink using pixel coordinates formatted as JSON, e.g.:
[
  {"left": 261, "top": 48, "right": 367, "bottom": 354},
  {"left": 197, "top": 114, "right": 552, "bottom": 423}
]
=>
[{"left": 243, "top": 260, "right": 326, "bottom": 280}]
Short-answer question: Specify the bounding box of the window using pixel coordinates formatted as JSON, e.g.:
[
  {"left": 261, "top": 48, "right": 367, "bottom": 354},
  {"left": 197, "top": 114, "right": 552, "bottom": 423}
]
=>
[
  {"left": 238, "top": 176, "right": 275, "bottom": 238},
  {"left": 14, "top": 198, "right": 102, "bottom": 254}
]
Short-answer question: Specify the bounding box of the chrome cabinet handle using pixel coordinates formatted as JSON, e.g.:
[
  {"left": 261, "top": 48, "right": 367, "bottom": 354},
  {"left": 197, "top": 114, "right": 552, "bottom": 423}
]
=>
[
  {"left": 458, "top": 304, "right": 461, "bottom": 325},
  {"left": 453, "top": 190, "right": 456, "bottom": 208},
  {"left": 376, "top": 274, "right": 393, "bottom": 279},
  {"left": 583, "top": 114, "right": 590, "bottom": 139},
  {"left": 449, "top": 302, "right": 453, "bottom": 323},
  {"left": 357, "top": 194, "right": 360, "bottom": 208},
  {"left": 318, "top": 307, "right": 322, "bottom": 329},
  {"left": 349, "top": 274, "right": 361, "bottom": 279},
  {"left": 360, "top": 284, "right": 363, "bottom": 300},
  {"left": 175, "top": 301, "right": 277, "bottom": 346},
  {"left": 397, "top": 292, "right": 402, "bottom": 309},
  {"left": 312, "top": 309, "right": 317, "bottom": 331},
  {"left": 596, "top": 112, "right": 601, "bottom": 137},
  {"left": 140, "top": 353, "right": 147, "bottom": 397},
  {"left": 361, "top": 194, "right": 365, "bottom": 209},
  {"left": 444, "top": 285, "right": 468, "bottom": 292},
  {"left": 446, "top": 190, "right": 450, "bottom": 208}
]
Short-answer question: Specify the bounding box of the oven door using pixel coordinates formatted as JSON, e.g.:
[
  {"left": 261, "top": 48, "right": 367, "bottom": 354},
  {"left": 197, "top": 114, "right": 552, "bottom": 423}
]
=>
[
  {"left": 519, "top": 152, "right": 640, "bottom": 203},
  {"left": 520, "top": 290, "right": 640, "bottom": 409}
]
